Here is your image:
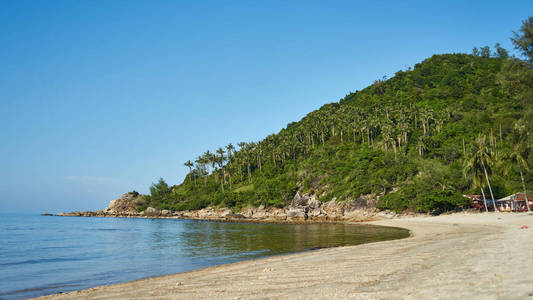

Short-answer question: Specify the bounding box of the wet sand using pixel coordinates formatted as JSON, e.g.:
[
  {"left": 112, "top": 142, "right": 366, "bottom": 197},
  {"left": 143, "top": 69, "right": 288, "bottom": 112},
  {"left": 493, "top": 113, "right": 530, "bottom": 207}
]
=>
[{"left": 38, "top": 212, "right": 533, "bottom": 299}]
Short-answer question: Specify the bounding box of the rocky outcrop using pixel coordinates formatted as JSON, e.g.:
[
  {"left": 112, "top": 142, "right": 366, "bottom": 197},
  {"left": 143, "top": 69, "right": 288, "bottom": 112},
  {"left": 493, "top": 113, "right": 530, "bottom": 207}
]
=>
[
  {"left": 104, "top": 191, "right": 145, "bottom": 214},
  {"left": 54, "top": 190, "right": 400, "bottom": 223}
]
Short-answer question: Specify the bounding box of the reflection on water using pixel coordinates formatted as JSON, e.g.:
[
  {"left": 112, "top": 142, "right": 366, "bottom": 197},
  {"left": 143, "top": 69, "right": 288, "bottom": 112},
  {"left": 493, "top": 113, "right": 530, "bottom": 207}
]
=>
[
  {"left": 176, "top": 221, "right": 408, "bottom": 259},
  {"left": 0, "top": 215, "right": 408, "bottom": 299}
]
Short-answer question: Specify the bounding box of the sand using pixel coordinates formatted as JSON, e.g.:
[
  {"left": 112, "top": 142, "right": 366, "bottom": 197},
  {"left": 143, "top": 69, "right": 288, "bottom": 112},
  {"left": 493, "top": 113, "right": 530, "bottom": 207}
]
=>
[{"left": 39, "top": 212, "right": 533, "bottom": 299}]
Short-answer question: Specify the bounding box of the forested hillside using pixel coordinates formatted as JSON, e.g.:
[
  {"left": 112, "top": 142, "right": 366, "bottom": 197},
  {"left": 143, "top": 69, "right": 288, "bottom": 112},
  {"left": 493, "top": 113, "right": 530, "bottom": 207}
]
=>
[{"left": 138, "top": 18, "right": 533, "bottom": 214}]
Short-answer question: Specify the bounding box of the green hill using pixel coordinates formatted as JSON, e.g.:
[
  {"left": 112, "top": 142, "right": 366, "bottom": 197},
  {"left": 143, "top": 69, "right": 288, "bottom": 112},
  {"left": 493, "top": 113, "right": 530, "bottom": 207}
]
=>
[{"left": 138, "top": 20, "right": 533, "bottom": 214}]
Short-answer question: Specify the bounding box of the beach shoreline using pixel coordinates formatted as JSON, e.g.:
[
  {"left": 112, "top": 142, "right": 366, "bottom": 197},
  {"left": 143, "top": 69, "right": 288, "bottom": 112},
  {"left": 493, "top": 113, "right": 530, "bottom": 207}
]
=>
[{"left": 38, "top": 212, "right": 533, "bottom": 299}]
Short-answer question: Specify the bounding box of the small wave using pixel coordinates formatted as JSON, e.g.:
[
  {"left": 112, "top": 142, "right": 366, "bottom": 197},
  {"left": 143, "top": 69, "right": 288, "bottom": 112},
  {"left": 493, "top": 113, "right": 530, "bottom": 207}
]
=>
[{"left": 93, "top": 228, "right": 123, "bottom": 231}]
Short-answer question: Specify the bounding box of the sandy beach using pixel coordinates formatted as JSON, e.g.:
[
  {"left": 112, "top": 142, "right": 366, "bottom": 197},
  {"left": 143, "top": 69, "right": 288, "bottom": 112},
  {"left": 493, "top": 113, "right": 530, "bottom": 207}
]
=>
[{"left": 39, "top": 212, "right": 533, "bottom": 299}]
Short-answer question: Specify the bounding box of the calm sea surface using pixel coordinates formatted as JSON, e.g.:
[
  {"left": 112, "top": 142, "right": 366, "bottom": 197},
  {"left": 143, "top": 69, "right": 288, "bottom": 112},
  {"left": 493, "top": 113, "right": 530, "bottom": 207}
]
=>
[{"left": 0, "top": 214, "right": 408, "bottom": 299}]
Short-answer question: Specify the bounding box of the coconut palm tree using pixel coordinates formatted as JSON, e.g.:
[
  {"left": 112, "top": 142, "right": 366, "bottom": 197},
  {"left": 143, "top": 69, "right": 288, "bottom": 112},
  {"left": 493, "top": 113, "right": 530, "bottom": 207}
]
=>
[
  {"left": 505, "top": 140, "right": 530, "bottom": 212},
  {"left": 225, "top": 143, "right": 235, "bottom": 188},
  {"left": 463, "top": 155, "right": 490, "bottom": 212},
  {"left": 417, "top": 136, "right": 426, "bottom": 157},
  {"left": 196, "top": 154, "right": 209, "bottom": 185},
  {"left": 463, "top": 135, "right": 499, "bottom": 212},
  {"left": 216, "top": 147, "right": 226, "bottom": 192},
  {"left": 184, "top": 160, "right": 194, "bottom": 184}
]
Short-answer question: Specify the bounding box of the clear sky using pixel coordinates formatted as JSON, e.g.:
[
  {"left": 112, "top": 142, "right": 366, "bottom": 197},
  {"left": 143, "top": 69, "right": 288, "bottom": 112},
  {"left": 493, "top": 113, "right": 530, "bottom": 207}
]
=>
[{"left": 1, "top": 1, "right": 531, "bottom": 213}]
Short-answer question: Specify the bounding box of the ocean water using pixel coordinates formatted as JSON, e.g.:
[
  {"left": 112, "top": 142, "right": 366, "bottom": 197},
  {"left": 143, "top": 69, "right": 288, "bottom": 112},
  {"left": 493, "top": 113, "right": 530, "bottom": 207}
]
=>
[{"left": 0, "top": 214, "right": 408, "bottom": 299}]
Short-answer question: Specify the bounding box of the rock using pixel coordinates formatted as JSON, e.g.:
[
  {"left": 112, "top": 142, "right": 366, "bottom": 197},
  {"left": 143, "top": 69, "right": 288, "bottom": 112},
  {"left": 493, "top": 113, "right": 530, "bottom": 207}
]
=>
[
  {"left": 161, "top": 209, "right": 171, "bottom": 216},
  {"left": 145, "top": 207, "right": 160, "bottom": 216},
  {"left": 41, "top": 213, "right": 53, "bottom": 216},
  {"left": 309, "top": 208, "right": 324, "bottom": 217},
  {"left": 220, "top": 208, "right": 234, "bottom": 217},
  {"left": 308, "top": 196, "right": 321, "bottom": 210},
  {"left": 291, "top": 192, "right": 310, "bottom": 207},
  {"left": 286, "top": 208, "right": 307, "bottom": 219},
  {"left": 252, "top": 210, "right": 268, "bottom": 219},
  {"left": 241, "top": 207, "right": 254, "bottom": 218},
  {"left": 104, "top": 191, "right": 145, "bottom": 214}
]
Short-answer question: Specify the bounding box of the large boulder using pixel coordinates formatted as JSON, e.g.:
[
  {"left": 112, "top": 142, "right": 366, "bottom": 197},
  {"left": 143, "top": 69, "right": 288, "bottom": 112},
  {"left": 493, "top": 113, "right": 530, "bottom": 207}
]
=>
[
  {"left": 145, "top": 207, "right": 160, "bottom": 216},
  {"left": 104, "top": 191, "right": 145, "bottom": 214},
  {"left": 291, "top": 192, "right": 309, "bottom": 207},
  {"left": 308, "top": 196, "right": 321, "bottom": 210},
  {"left": 286, "top": 208, "right": 307, "bottom": 219}
]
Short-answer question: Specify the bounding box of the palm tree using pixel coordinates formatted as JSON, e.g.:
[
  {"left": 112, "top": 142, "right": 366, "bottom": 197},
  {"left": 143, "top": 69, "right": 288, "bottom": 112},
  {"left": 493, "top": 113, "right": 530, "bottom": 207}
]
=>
[
  {"left": 196, "top": 154, "right": 208, "bottom": 185},
  {"left": 240, "top": 142, "right": 253, "bottom": 183},
  {"left": 505, "top": 140, "right": 530, "bottom": 212},
  {"left": 420, "top": 107, "right": 433, "bottom": 136},
  {"left": 216, "top": 147, "right": 226, "bottom": 192},
  {"left": 463, "top": 135, "right": 499, "bottom": 212},
  {"left": 463, "top": 154, "right": 489, "bottom": 213},
  {"left": 225, "top": 143, "right": 235, "bottom": 188},
  {"left": 184, "top": 160, "right": 194, "bottom": 184},
  {"left": 417, "top": 136, "right": 426, "bottom": 157},
  {"left": 237, "top": 142, "right": 246, "bottom": 181}
]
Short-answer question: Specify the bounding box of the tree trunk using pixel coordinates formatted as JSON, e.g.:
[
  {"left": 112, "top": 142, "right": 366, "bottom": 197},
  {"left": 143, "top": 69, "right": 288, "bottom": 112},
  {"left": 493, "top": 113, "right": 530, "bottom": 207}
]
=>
[
  {"left": 247, "top": 163, "right": 251, "bottom": 183},
  {"left": 481, "top": 188, "right": 489, "bottom": 213},
  {"left": 520, "top": 171, "right": 531, "bottom": 212},
  {"left": 483, "top": 164, "right": 498, "bottom": 212},
  {"left": 499, "top": 123, "right": 502, "bottom": 143}
]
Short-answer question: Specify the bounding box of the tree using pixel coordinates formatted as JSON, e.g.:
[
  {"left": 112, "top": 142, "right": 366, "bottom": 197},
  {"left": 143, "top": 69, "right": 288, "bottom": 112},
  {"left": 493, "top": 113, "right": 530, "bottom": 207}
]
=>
[
  {"left": 463, "top": 135, "right": 498, "bottom": 212},
  {"left": 494, "top": 43, "right": 509, "bottom": 59},
  {"left": 504, "top": 128, "right": 531, "bottom": 212},
  {"left": 472, "top": 47, "right": 480, "bottom": 56},
  {"left": 149, "top": 178, "right": 170, "bottom": 208},
  {"left": 480, "top": 46, "right": 491, "bottom": 58},
  {"left": 511, "top": 16, "right": 533, "bottom": 63},
  {"left": 216, "top": 147, "right": 226, "bottom": 192},
  {"left": 184, "top": 160, "right": 194, "bottom": 184},
  {"left": 417, "top": 136, "right": 426, "bottom": 157},
  {"left": 225, "top": 143, "right": 235, "bottom": 188}
]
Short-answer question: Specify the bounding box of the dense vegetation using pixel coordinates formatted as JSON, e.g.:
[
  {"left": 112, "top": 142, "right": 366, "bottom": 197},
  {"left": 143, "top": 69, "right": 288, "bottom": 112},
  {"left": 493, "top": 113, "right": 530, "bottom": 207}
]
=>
[{"left": 139, "top": 18, "right": 532, "bottom": 214}]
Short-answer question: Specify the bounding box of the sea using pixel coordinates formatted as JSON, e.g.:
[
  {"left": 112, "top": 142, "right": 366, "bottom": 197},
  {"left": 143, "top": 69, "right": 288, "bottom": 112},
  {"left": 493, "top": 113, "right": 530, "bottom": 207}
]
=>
[{"left": 0, "top": 213, "right": 408, "bottom": 299}]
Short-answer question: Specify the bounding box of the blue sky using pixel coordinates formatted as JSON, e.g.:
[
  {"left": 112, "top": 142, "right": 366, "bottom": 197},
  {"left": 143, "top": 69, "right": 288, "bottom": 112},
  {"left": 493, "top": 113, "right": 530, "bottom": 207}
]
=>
[{"left": 1, "top": 1, "right": 531, "bottom": 213}]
